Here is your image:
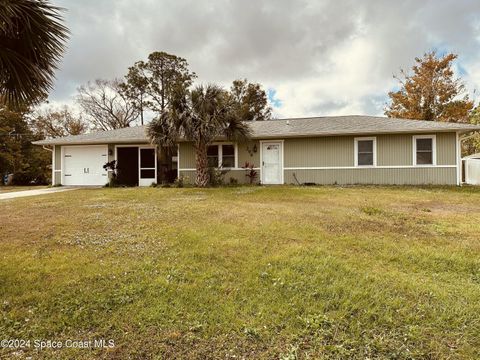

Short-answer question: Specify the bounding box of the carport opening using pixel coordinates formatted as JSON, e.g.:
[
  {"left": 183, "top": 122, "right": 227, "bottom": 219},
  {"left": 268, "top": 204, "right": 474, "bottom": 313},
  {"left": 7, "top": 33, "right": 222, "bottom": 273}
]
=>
[{"left": 116, "top": 147, "right": 138, "bottom": 186}]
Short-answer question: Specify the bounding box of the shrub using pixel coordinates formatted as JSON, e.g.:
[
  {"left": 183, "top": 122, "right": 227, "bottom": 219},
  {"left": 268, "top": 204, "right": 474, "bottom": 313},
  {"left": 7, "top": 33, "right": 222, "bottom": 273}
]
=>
[
  {"left": 103, "top": 160, "right": 120, "bottom": 187},
  {"left": 12, "top": 170, "right": 48, "bottom": 185},
  {"left": 174, "top": 175, "right": 187, "bottom": 188},
  {"left": 242, "top": 162, "right": 258, "bottom": 184},
  {"left": 208, "top": 167, "right": 229, "bottom": 187}
]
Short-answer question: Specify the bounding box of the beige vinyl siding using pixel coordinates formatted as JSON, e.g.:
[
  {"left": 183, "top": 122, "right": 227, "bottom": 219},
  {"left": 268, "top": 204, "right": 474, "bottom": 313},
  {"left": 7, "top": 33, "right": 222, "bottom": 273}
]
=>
[
  {"left": 180, "top": 167, "right": 457, "bottom": 185},
  {"left": 53, "top": 145, "right": 62, "bottom": 185},
  {"left": 108, "top": 144, "right": 115, "bottom": 162},
  {"left": 377, "top": 135, "right": 412, "bottom": 166},
  {"left": 179, "top": 142, "right": 196, "bottom": 169},
  {"left": 54, "top": 145, "right": 62, "bottom": 170},
  {"left": 54, "top": 171, "right": 62, "bottom": 185},
  {"left": 285, "top": 168, "right": 457, "bottom": 185},
  {"left": 238, "top": 141, "right": 261, "bottom": 167},
  {"left": 157, "top": 132, "right": 459, "bottom": 185},
  {"left": 436, "top": 132, "right": 456, "bottom": 165},
  {"left": 178, "top": 132, "right": 458, "bottom": 185},
  {"left": 284, "top": 137, "right": 353, "bottom": 167},
  {"left": 282, "top": 133, "right": 457, "bottom": 168}
]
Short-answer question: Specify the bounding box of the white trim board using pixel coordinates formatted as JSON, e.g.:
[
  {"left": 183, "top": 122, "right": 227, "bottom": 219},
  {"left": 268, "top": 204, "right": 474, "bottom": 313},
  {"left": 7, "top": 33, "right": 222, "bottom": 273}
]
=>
[
  {"left": 177, "top": 144, "right": 180, "bottom": 180},
  {"left": 284, "top": 165, "right": 456, "bottom": 170},
  {"left": 52, "top": 145, "right": 56, "bottom": 185},
  {"left": 179, "top": 168, "right": 260, "bottom": 171},
  {"left": 457, "top": 132, "right": 461, "bottom": 185}
]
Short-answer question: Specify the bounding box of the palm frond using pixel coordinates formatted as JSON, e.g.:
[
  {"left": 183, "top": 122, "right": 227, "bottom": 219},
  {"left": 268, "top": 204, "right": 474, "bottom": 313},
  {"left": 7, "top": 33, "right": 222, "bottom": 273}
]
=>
[
  {"left": 0, "top": 0, "right": 69, "bottom": 107},
  {"left": 147, "top": 112, "right": 181, "bottom": 148},
  {"left": 222, "top": 117, "right": 251, "bottom": 142}
]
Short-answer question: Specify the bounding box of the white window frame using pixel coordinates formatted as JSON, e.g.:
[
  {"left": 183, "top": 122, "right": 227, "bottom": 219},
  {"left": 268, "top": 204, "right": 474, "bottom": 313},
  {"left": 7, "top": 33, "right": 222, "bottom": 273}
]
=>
[
  {"left": 354, "top": 137, "right": 377, "bottom": 167},
  {"left": 207, "top": 143, "right": 238, "bottom": 169},
  {"left": 138, "top": 146, "right": 157, "bottom": 186},
  {"left": 413, "top": 135, "right": 436, "bottom": 166}
]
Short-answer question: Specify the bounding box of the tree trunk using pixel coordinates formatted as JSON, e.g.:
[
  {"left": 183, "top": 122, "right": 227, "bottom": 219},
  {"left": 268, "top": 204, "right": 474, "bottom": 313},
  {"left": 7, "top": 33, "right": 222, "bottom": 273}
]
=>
[
  {"left": 140, "top": 94, "right": 144, "bottom": 126},
  {"left": 195, "top": 143, "right": 209, "bottom": 187}
]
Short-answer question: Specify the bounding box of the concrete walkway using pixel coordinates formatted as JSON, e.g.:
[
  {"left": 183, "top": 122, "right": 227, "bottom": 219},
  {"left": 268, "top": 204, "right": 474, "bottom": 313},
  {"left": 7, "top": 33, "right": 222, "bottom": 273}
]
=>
[{"left": 0, "top": 187, "right": 78, "bottom": 200}]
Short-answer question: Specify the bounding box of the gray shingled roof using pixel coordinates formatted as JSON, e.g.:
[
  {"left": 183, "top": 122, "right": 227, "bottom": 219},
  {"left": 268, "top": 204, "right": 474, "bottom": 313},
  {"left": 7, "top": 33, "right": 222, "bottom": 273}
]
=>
[
  {"left": 33, "top": 126, "right": 149, "bottom": 145},
  {"left": 33, "top": 115, "right": 480, "bottom": 145}
]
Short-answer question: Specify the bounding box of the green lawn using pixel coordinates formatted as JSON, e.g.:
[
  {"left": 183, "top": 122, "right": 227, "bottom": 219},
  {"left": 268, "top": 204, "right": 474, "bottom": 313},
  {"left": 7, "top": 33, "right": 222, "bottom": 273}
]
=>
[
  {"left": 1, "top": 186, "right": 480, "bottom": 359},
  {"left": 0, "top": 185, "right": 48, "bottom": 193}
]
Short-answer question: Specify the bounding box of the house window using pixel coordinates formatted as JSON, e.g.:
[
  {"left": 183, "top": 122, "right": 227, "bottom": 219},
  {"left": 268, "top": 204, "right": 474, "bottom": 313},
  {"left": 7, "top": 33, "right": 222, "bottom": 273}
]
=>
[
  {"left": 221, "top": 144, "right": 235, "bottom": 168},
  {"left": 355, "top": 137, "right": 376, "bottom": 167},
  {"left": 207, "top": 146, "right": 219, "bottom": 167},
  {"left": 414, "top": 135, "right": 436, "bottom": 165},
  {"left": 207, "top": 144, "right": 237, "bottom": 168}
]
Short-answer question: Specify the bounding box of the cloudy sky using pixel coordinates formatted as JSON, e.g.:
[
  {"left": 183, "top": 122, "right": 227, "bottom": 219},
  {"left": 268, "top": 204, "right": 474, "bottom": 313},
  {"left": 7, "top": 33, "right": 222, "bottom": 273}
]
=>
[{"left": 50, "top": 0, "right": 480, "bottom": 119}]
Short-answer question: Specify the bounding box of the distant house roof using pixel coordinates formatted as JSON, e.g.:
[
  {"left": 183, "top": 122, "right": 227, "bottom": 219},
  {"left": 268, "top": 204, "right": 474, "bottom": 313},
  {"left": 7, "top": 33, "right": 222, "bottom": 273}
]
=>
[
  {"left": 463, "top": 153, "right": 480, "bottom": 159},
  {"left": 33, "top": 115, "right": 480, "bottom": 146}
]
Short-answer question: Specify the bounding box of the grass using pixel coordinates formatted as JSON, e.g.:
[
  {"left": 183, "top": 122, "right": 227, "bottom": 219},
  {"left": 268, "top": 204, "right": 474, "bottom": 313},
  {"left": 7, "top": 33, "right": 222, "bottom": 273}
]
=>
[
  {"left": 0, "top": 185, "right": 48, "bottom": 193},
  {"left": 0, "top": 185, "right": 480, "bottom": 359}
]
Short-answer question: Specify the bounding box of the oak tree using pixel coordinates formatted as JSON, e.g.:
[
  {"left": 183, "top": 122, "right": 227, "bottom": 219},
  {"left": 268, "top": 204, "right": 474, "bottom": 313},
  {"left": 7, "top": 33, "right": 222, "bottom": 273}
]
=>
[
  {"left": 0, "top": 106, "right": 50, "bottom": 183},
  {"left": 77, "top": 79, "right": 140, "bottom": 130},
  {"left": 385, "top": 52, "right": 473, "bottom": 122},
  {"left": 32, "top": 106, "right": 88, "bottom": 138}
]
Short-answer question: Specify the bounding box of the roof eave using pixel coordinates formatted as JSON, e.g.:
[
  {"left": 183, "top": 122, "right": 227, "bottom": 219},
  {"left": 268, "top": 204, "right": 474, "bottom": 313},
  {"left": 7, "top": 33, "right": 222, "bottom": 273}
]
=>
[
  {"left": 249, "top": 127, "right": 480, "bottom": 139},
  {"left": 32, "top": 138, "right": 151, "bottom": 146},
  {"left": 33, "top": 126, "right": 480, "bottom": 145}
]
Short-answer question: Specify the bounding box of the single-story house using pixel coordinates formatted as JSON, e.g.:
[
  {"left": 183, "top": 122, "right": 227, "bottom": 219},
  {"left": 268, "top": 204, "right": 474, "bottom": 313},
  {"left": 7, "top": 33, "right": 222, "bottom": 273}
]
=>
[{"left": 33, "top": 115, "right": 480, "bottom": 186}]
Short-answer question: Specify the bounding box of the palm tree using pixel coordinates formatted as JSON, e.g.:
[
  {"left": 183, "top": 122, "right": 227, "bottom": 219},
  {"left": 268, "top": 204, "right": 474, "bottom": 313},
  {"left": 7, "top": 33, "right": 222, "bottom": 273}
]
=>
[
  {"left": 0, "top": 0, "right": 69, "bottom": 107},
  {"left": 148, "top": 84, "right": 251, "bottom": 187}
]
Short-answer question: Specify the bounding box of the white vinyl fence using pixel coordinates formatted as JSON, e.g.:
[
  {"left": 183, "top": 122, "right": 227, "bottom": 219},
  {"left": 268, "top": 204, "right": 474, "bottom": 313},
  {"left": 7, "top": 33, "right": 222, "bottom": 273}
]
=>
[{"left": 465, "top": 158, "right": 480, "bottom": 185}]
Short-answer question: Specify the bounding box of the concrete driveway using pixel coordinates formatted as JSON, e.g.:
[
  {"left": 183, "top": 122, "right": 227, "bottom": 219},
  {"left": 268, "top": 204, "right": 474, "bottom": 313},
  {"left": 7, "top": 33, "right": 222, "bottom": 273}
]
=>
[{"left": 0, "top": 187, "right": 78, "bottom": 200}]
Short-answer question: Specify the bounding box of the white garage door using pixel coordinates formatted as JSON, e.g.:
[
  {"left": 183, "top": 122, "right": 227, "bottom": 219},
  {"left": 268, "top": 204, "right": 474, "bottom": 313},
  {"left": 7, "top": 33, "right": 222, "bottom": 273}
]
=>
[{"left": 63, "top": 145, "right": 108, "bottom": 186}]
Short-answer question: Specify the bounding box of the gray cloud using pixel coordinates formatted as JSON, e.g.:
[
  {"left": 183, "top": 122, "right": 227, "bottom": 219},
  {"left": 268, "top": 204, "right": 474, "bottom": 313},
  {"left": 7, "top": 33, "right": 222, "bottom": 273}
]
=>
[{"left": 50, "top": 0, "right": 480, "bottom": 117}]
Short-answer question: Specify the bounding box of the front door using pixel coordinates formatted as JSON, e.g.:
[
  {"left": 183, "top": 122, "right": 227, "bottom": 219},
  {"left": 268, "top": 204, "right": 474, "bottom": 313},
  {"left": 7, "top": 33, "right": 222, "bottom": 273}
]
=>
[
  {"left": 261, "top": 142, "right": 283, "bottom": 184},
  {"left": 116, "top": 147, "right": 139, "bottom": 186}
]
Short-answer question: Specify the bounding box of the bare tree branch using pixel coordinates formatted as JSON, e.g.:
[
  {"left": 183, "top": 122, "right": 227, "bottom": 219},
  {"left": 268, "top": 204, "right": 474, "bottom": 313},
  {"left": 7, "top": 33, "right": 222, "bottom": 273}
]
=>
[{"left": 76, "top": 79, "right": 140, "bottom": 130}]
